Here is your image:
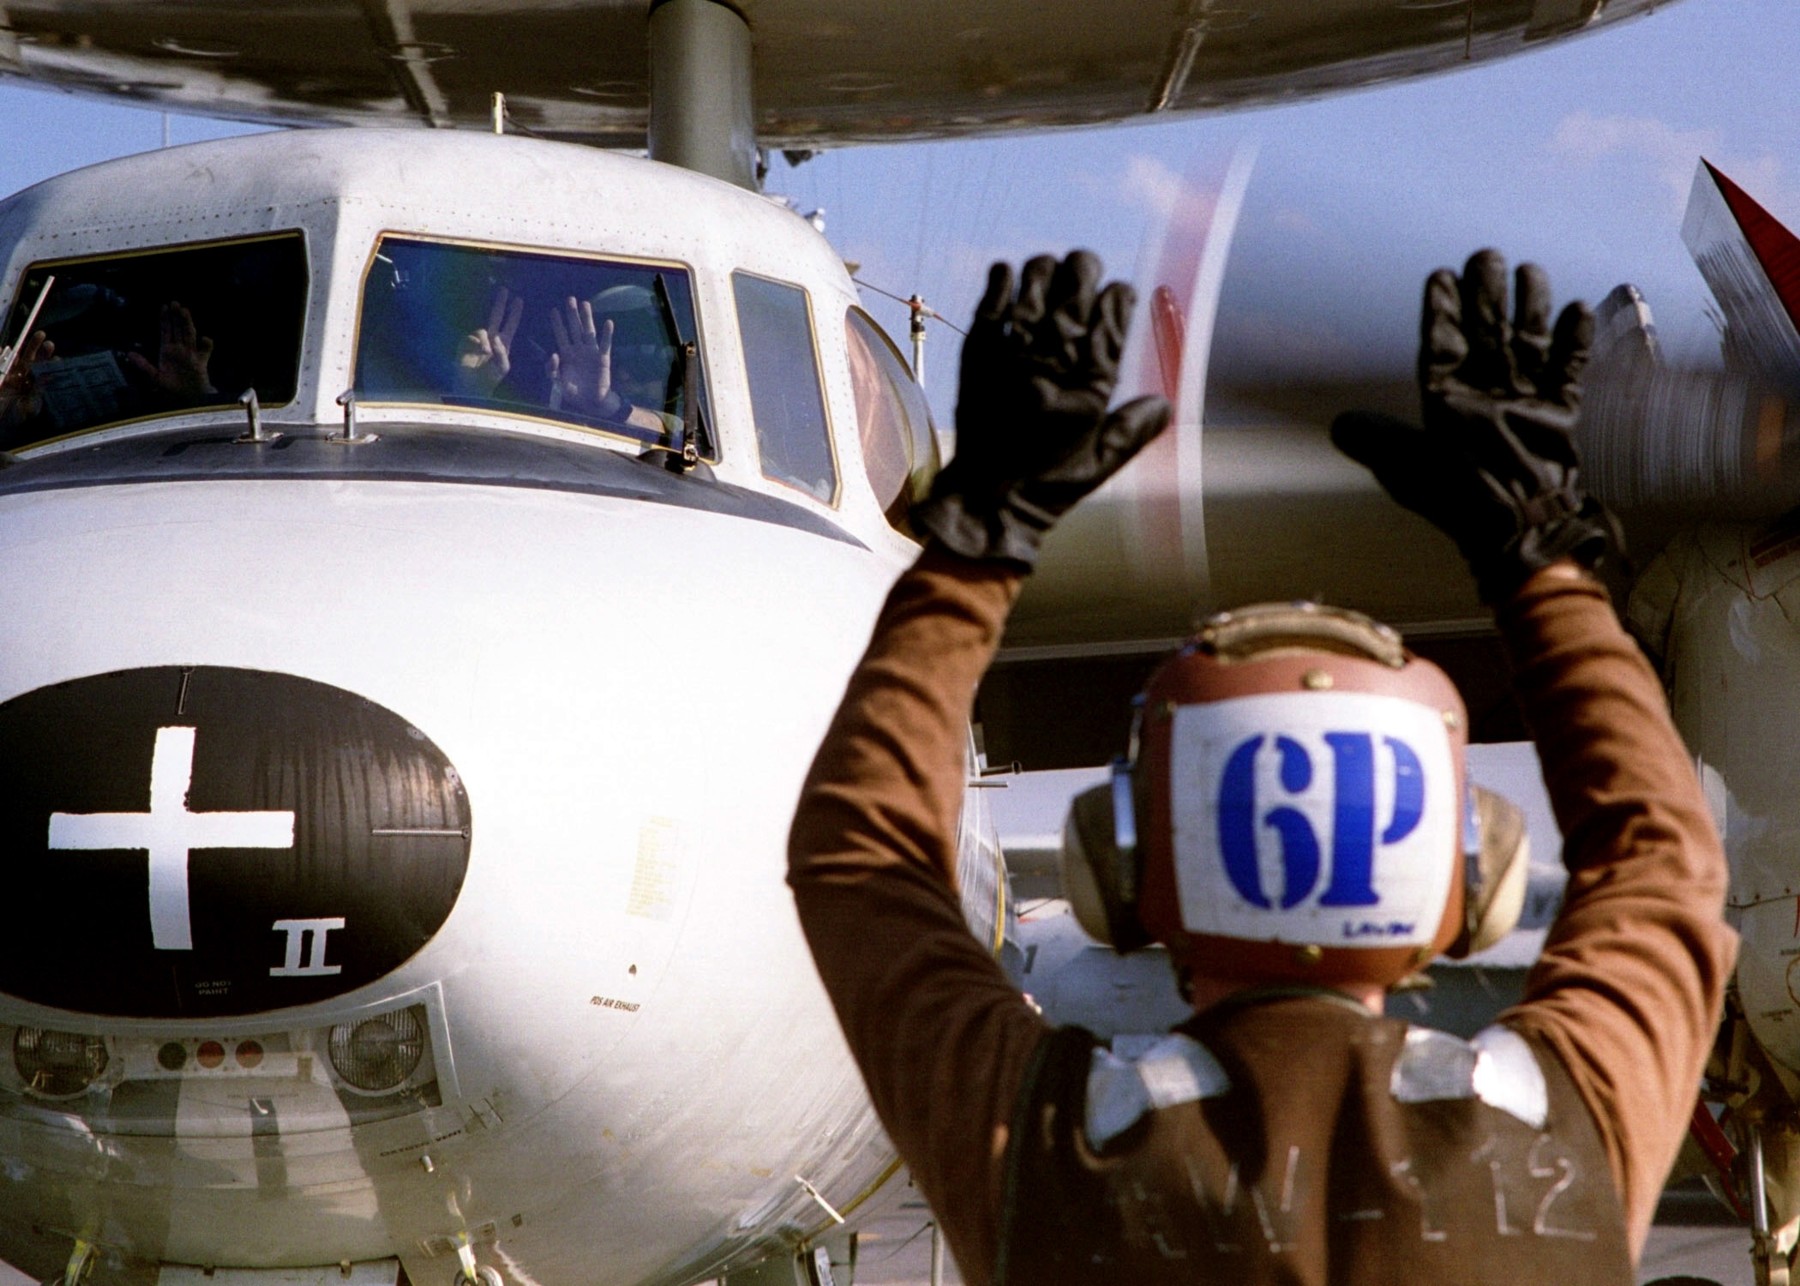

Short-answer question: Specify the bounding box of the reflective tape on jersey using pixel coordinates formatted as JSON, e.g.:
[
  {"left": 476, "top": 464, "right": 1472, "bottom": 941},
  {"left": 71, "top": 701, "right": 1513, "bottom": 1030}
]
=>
[{"left": 1168, "top": 692, "right": 1457, "bottom": 947}]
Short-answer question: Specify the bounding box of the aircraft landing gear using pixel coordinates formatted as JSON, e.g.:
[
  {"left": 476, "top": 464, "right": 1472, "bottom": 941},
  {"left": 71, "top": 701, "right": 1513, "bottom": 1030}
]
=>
[
  {"left": 1700, "top": 995, "right": 1800, "bottom": 1285},
  {"left": 43, "top": 1239, "right": 94, "bottom": 1286},
  {"left": 451, "top": 1242, "right": 501, "bottom": 1286},
  {"left": 720, "top": 1232, "right": 856, "bottom": 1286},
  {"left": 1751, "top": 1129, "right": 1786, "bottom": 1286}
]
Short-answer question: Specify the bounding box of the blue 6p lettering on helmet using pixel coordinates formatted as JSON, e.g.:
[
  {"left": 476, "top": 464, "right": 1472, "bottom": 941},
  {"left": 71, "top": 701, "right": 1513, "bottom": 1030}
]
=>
[{"left": 1060, "top": 602, "right": 1498, "bottom": 990}]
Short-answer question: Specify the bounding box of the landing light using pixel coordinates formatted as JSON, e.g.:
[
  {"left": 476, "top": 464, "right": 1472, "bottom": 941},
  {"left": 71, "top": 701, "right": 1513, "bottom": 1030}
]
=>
[
  {"left": 327, "top": 1006, "right": 425, "bottom": 1092},
  {"left": 13, "top": 1027, "right": 108, "bottom": 1097}
]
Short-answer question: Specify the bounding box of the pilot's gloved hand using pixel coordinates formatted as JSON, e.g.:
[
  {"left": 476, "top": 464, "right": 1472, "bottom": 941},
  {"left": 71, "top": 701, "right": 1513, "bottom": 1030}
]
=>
[
  {"left": 912, "top": 251, "right": 1170, "bottom": 570},
  {"left": 1331, "top": 249, "right": 1615, "bottom": 603}
]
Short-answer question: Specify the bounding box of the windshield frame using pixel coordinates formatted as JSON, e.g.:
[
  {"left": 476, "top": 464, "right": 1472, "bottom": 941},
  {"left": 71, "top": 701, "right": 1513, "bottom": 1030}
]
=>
[
  {"left": 0, "top": 230, "right": 311, "bottom": 452},
  {"left": 349, "top": 231, "right": 718, "bottom": 462},
  {"left": 730, "top": 267, "right": 841, "bottom": 508}
]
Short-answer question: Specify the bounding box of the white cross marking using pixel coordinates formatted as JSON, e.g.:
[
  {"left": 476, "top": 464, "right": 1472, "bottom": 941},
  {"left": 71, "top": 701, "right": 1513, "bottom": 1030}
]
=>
[{"left": 48, "top": 725, "right": 295, "bottom": 951}]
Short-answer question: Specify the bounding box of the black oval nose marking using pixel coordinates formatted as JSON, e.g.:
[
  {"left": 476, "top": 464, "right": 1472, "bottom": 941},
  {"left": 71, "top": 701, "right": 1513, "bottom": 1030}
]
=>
[{"left": 0, "top": 666, "right": 471, "bottom": 1018}]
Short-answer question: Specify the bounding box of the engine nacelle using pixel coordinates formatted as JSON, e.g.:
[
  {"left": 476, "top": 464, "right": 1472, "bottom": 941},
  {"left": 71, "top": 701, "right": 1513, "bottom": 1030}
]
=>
[{"left": 1630, "top": 520, "right": 1800, "bottom": 1072}]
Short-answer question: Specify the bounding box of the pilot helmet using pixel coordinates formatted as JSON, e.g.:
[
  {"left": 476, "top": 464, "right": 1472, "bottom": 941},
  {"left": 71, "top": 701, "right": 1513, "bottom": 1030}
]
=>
[
  {"left": 589, "top": 282, "right": 677, "bottom": 395},
  {"left": 1060, "top": 602, "right": 1529, "bottom": 990},
  {"left": 588, "top": 283, "right": 671, "bottom": 349}
]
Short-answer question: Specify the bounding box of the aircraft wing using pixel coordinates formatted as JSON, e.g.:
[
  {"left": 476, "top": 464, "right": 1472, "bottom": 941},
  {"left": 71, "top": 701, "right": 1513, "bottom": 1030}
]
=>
[{"left": 0, "top": 0, "right": 1671, "bottom": 146}]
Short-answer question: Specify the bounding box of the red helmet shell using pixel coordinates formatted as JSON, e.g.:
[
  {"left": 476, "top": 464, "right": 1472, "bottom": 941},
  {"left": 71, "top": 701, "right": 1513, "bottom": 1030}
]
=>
[{"left": 1134, "top": 625, "right": 1468, "bottom": 989}]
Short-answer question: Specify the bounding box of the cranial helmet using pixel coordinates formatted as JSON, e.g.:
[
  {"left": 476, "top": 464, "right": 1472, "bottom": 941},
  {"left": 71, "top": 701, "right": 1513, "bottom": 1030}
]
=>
[
  {"left": 1060, "top": 602, "right": 1529, "bottom": 990},
  {"left": 589, "top": 283, "right": 672, "bottom": 351}
]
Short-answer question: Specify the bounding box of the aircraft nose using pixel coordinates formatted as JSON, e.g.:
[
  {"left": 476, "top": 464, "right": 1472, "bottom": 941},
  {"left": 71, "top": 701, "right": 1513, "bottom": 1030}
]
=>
[{"left": 0, "top": 664, "right": 470, "bottom": 1018}]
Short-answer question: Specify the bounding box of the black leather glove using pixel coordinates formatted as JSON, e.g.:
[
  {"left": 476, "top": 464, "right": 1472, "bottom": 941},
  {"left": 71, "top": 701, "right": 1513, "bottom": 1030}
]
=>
[
  {"left": 1331, "top": 249, "right": 1615, "bottom": 603},
  {"left": 912, "top": 251, "right": 1171, "bottom": 570}
]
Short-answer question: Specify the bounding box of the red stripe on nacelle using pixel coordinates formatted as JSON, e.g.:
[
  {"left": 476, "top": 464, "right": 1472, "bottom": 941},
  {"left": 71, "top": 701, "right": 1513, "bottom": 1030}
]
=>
[
  {"left": 1705, "top": 159, "right": 1800, "bottom": 339},
  {"left": 1151, "top": 284, "right": 1185, "bottom": 406}
]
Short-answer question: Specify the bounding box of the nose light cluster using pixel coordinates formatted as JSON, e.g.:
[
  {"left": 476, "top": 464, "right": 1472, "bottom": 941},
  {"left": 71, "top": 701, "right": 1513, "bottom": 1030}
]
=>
[
  {"left": 152, "top": 1037, "right": 269, "bottom": 1073},
  {"left": 328, "top": 1007, "right": 426, "bottom": 1092},
  {"left": 12, "top": 1027, "right": 108, "bottom": 1098},
  {"left": 3, "top": 1002, "right": 440, "bottom": 1125}
]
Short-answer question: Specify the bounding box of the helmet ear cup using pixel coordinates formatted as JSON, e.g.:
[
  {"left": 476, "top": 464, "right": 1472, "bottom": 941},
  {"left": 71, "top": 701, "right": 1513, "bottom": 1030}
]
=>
[
  {"left": 1447, "top": 785, "right": 1531, "bottom": 959},
  {"left": 1060, "top": 768, "right": 1151, "bottom": 952}
]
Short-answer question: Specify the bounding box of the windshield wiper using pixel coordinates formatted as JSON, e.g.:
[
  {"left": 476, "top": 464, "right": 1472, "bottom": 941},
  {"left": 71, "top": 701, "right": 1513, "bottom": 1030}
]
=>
[
  {"left": 0, "top": 274, "right": 55, "bottom": 391},
  {"left": 651, "top": 272, "right": 706, "bottom": 473}
]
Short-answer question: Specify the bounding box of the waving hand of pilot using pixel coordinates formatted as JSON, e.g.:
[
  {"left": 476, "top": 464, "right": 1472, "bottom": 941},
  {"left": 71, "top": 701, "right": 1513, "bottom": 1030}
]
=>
[
  {"left": 455, "top": 286, "right": 524, "bottom": 395},
  {"left": 126, "top": 300, "right": 216, "bottom": 401},
  {"left": 0, "top": 328, "right": 54, "bottom": 439},
  {"left": 548, "top": 294, "right": 667, "bottom": 436}
]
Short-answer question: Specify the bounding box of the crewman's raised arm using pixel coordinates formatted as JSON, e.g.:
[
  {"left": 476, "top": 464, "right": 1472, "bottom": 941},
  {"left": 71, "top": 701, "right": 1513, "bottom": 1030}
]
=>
[
  {"left": 1335, "top": 248, "right": 1736, "bottom": 1256},
  {"left": 1493, "top": 565, "right": 1734, "bottom": 1251},
  {"left": 787, "top": 251, "right": 1168, "bottom": 1280}
]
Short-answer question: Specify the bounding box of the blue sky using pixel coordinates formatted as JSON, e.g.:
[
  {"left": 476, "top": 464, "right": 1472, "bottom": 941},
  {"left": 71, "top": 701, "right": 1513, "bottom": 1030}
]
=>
[
  {"left": 759, "top": 0, "right": 1799, "bottom": 415},
  {"left": 0, "top": 0, "right": 1787, "bottom": 423}
]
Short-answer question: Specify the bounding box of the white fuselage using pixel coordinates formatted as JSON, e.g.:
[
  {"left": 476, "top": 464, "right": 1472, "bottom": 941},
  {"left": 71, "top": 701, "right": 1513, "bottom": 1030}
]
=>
[
  {"left": 0, "top": 131, "right": 1001, "bottom": 1286},
  {"left": 1, "top": 475, "right": 879, "bottom": 1279}
]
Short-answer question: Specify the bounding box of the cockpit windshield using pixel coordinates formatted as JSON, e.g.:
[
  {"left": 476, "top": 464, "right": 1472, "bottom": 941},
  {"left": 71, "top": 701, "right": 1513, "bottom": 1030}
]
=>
[
  {"left": 354, "top": 237, "right": 712, "bottom": 454},
  {"left": 0, "top": 233, "right": 308, "bottom": 450}
]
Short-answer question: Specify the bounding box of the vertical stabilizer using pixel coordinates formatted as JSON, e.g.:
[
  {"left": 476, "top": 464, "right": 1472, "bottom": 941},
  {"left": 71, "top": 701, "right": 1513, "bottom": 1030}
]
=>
[{"left": 1682, "top": 159, "right": 1800, "bottom": 383}]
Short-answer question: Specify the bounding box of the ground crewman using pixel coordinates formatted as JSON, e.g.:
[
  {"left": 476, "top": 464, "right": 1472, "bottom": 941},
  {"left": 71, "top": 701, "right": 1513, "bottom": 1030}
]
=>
[{"left": 787, "top": 248, "right": 1735, "bottom": 1283}]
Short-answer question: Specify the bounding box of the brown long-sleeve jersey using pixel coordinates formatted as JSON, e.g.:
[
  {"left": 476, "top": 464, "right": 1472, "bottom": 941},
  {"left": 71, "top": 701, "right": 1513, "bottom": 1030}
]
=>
[{"left": 788, "top": 550, "right": 1734, "bottom": 1280}]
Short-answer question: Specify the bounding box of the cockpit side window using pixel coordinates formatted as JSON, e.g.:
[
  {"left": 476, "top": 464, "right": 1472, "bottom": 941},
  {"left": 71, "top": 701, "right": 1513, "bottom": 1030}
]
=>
[
  {"left": 845, "top": 306, "right": 939, "bottom": 529},
  {"left": 354, "top": 236, "right": 714, "bottom": 456},
  {"left": 731, "top": 271, "right": 837, "bottom": 504},
  {"left": 0, "top": 233, "right": 307, "bottom": 450}
]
